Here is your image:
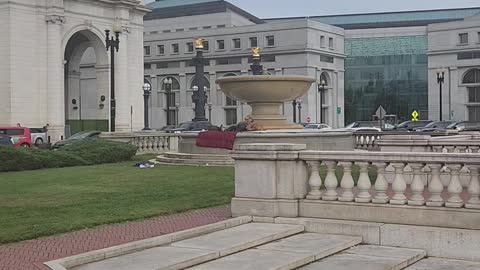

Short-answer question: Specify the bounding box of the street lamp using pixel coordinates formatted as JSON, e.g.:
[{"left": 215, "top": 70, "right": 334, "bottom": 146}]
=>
[
  {"left": 105, "top": 20, "right": 122, "bottom": 132},
  {"left": 298, "top": 100, "right": 302, "bottom": 124},
  {"left": 436, "top": 68, "right": 446, "bottom": 121},
  {"left": 142, "top": 80, "right": 152, "bottom": 130},
  {"left": 292, "top": 100, "right": 297, "bottom": 123},
  {"left": 164, "top": 78, "right": 173, "bottom": 126},
  {"left": 318, "top": 79, "right": 327, "bottom": 124},
  {"left": 191, "top": 37, "right": 208, "bottom": 122},
  {"left": 208, "top": 102, "right": 212, "bottom": 122}
]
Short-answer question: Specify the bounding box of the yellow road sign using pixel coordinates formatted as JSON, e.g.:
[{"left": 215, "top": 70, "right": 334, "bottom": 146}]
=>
[{"left": 412, "top": 110, "right": 419, "bottom": 121}]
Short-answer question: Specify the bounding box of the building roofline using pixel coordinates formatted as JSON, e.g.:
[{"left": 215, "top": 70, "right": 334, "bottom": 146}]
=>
[
  {"left": 145, "top": 0, "right": 264, "bottom": 24},
  {"left": 263, "top": 6, "right": 480, "bottom": 21}
]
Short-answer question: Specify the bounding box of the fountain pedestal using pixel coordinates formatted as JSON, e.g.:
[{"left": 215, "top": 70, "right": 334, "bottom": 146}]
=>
[{"left": 250, "top": 103, "right": 303, "bottom": 129}]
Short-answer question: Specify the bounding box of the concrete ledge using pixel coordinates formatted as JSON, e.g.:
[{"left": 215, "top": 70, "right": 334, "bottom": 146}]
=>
[
  {"left": 274, "top": 217, "right": 382, "bottom": 244},
  {"left": 299, "top": 200, "right": 480, "bottom": 230},
  {"left": 381, "top": 224, "right": 480, "bottom": 261},
  {"left": 44, "top": 216, "right": 252, "bottom": 270},
  {"left": 231, "top": 198, "right": 298, "bottom": 217}
]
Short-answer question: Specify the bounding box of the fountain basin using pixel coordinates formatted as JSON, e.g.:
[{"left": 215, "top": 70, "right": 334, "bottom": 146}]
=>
[{"left": 216, "top": 75, "right": 315, "bottom": 130}]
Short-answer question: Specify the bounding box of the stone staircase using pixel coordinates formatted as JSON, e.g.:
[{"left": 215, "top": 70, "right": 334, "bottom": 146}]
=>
[
  {"left": 155, "top": 152, "right": 234, "bottom": 166},
  {"left": 69, "top": 222, "right": 456, "bottom": 270}
]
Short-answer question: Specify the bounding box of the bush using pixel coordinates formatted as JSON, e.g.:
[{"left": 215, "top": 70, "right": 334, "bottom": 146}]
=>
[
  {"left": 58, "top": 140, "right": 137, "bottom": 164},
  {"left": 0, "top": 140, "right": 136, "bottom": 172}
]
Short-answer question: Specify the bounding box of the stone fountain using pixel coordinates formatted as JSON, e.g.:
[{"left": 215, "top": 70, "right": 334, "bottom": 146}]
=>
[{"left": 216, "top": 75, "right": 315, "bottom": 130}]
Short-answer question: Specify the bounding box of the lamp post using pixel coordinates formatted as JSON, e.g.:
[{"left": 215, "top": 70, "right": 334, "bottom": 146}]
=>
[
  {"left": 318, "top": 79, "right": 327, "bottom": 124},
  {"left": 208, "top": 102, "right": 212, "bottom": 122},
  {"left": 105, "top": 21, "right": 122, "bottom": 132},
  {"left": 192, "top": 38, "right": 208, "bottom": 122},
  {"left": 175, "top": 103, "right": 179, "bottom": 125},
  {"left": 436, "top": 69, "right": 446, "bottom": 121},
  {"left": 292, "top": 100, "right": 297, "bottom": 123},
  {"left": 164, "top": 78, "right": 173, "bottom": 126},
  {"left": 142, "top": 81, "right": 152, "bottom": 130},
  {"left": 298, "top": 100, "right": 302, "bottom": 124}
]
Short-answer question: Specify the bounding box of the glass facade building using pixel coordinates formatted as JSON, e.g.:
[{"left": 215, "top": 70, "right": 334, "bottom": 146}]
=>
[{"left": 344, "top": 36, "right": 428, "bottom": 123}]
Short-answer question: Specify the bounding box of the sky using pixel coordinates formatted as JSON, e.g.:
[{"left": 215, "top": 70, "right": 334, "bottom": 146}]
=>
[{"left": 144, "top": 0, "right": 480, "bottom": 18}]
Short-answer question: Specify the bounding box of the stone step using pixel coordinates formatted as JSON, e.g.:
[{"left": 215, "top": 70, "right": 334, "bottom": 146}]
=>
[
  {"left": 156, "top": 156, "right": 234, "bottom": 166},
  {"left": 405, "top": 258, "right": 480, "bottom": 270},
  {"left": 186, "top": 233, "right": 362, "bottom": 270},
  {"left": 299, "top": 245, "right": 426, "bottom": 270},
  {"left": 163, "top": 152, "right": 232, "bottom": 161},
  {"left": 72, "top": 223, "right": 304, "bottom": 270}
]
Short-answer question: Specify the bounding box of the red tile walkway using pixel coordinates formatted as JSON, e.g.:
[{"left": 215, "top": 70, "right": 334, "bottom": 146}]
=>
[{"left": 0, "top": 205, "right": 231, "bottom": 270}]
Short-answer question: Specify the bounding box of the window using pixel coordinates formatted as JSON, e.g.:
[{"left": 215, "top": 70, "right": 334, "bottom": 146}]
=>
[
  {"left": 188, "top": 27, "right": 198, "bottom": 31},
  {"left": 320, "top": 36, "right": 325, "bottom": 47},
  {"left": 176, "top": 28, "right": 184, "bottom": 32},
  {"left": 216, "top": 40, "right": 225, "bottom": 50},
  {"left": 186, "top": 42, "right": 194, "bottom": 52},
  {"left": 266, "top": 35, "right": 275, "bottom": 47},
  {"left": 216, "top": 57, "right": 242, "bottom": 65},
  {"left": 217, "top": 24, "right": 226, "bottom": 28},
  {"left": 150, "top": 31, "right": 158, "bottom": 34},
  {"left": 144, "top": 63, "right": 151, "bottom": 69},
  {"left": 469, "top": 106, "right": 480, "bottom": 121},
  {"left": 171, "top": 43, "right": 179, "bottom": 54},
  {"left": 249, "top": 37, "right": 258, "bottom": 48},
  {"left": 232, "top": 38, "right": 241, "bottom": 49},
  {"left": 203, "top": 40, "right": 209, "bottom": 51},
  {"left": 457, "top": 51, "right": 480, "bottom": 60},
  {"left": 225, "top": 109, "right": 237, "bottom": 125},
  {"left": 226, "top": 96, "right": 237, "bottom": 106},
  {"left": 468, "top": 87, "right": 480, "bottom": 103},
  {"left": 459, "top": 33, "right": 469, "bottom": 44},
  {"left": 157, "top": 45, "right": 165, "bottom": 55},
  {"left": 161, "top": 77, "right": 180, "bottom": 91},
  {"left": 157, "top": 62, "right": 168, "bottom": 69},
  {"left": 478, "top": 32, "right": 480, "bottom": 43},
  {"left": 144, "top": 46, "right": 151, "bottom": 56},
  {"left": 320, "top": 55, "right": 334, "bottom": 63},
  {"left": 203, "top": 26, "right": 211, "bottom": 29},
  {"left": 463, "top": 69, "right": 480, "bottom": 84},
  {"left": 162, "top": 30, "right": 171, "bottom": 33},
  {"left": 328, "top": 37, "right": 334, "bottom": 49}
]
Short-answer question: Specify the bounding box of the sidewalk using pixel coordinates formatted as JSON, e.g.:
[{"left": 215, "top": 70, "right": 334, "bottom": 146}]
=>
[{"left": 0, "top": 205, "right": 231, "bottom": 270}]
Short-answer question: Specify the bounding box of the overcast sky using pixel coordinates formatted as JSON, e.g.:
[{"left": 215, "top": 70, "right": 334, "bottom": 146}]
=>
[{"left": 144, "top": 0, "right": 480, "bottom": 18}]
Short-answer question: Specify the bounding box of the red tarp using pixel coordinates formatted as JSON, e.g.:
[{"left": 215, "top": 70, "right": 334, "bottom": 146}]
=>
[{"left": 196, "top": 131, "right": 237, "bottom": 150}]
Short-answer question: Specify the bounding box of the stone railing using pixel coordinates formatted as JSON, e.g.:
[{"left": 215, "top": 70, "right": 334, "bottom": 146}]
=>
[
  {"left": 100, "top": 132, "right": 179, "bottom": 154},
  {"left": 377, "top": 134, "right": 480, "bottom": 153},
  {"left": 354, "top": 131, "right": 381, "bottom": 150},
  {"left": 231, "top": 143, "right": 480, "bottom": 230}
]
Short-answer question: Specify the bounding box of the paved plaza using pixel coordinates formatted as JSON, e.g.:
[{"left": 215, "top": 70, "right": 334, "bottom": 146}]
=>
[{"left": 0, "top": 206, "right": 230, "bottom": 270}]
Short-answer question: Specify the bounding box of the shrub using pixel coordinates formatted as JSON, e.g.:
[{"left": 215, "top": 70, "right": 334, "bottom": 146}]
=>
[
  {"left": 57, "top": 139, "right": 137, "bottom": 164},
  {"left": 0, "top": 139, "right": 136, "bottom": 172}
]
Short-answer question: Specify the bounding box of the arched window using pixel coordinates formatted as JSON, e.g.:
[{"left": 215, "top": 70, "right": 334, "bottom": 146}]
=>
[
  {"left": 463, "top": 69, "right": 480, "bottom": 84},
  {"left": 319, "top": 72, "right": 330, "bottom": 124},
  {"left": 320, "top": 72, "right": 329, "bottom": 87},
  {"left": 161, "top": 76, "right": 180, "bottom": 126},
  {"left": 161, "top": 76, "right": 180, "bottom": 90},
  {"left": 190, "top": 75, "right": 210, "bottom": 89}
]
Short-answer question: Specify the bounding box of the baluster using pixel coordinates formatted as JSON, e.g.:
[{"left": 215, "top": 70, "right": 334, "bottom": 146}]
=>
[
  {"left": 355, "top": 162, "right": 371, "bottom": 203},
  {"left": 408, "top": 163, "right": 425, "bottom": 206},
  {"left": 306, "top": 161, "right": 322, "bottom": 200},
  {"left": 426, "top": 164, "right": 445, "bottom": 206},
  {"left": 445, "top": 164, "right": 464, "bottom": 208},
  {"left": 147, "top": 137, "right": 153, "bottom": 152},
  {"left": 390, "top": 163, "right": 407, "bottom": 205},
  {"left": 466, "top": 165, "right": 480, "bottom": 209},
  {"left": 339, "top": 162, "right": 355, "bottom": 202},
  {"left": 152, "top": 136, "right": 159, "bottom": 153},
  {"left": 134, "top": 137, "right": 140, "bottom": 153},
  {"left": 373, "top": 162, "right": 389, "bottom": 204},
  {"left": 322, "top": 161, "right": 338, "bottom": 201}
]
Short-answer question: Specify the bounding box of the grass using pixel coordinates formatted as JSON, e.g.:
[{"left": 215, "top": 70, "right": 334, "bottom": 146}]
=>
[{"left": 0, "top": 157, "right": 234, "bottom": 244}]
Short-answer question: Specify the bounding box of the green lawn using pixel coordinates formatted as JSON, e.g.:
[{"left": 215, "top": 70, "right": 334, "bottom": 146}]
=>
[{"left": 0, "top": 159, "right": 234, "bottom": 244}]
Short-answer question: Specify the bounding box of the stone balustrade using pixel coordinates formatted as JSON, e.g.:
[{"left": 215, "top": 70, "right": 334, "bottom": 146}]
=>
[
  {"left": 354, "top": 131, "right": 381, "bottom": 150},
  {"left": 299, "top": 151, "right": 480, "bottom": 209},
  {"left": 376, "top": 133, "right": 480, "bottom": 153},
  {"left": 100, "top": 132, "right": 179, "bottom": 154},
  {"left": 231, "top": 143, "right": 480, "bottom": 230}
]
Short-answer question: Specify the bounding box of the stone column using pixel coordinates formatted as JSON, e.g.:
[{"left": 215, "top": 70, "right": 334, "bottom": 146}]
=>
[
  {"left": 46, "top": 15, "right": 66, "bottom": 141},
  {"left": 231, "top": 143, "right": 308, "bottom": 218},
  {"left": 179, "top": 73, "right": 187, "bottom": 124},
  {"left": 96, "top": 65, "right": 110, "bottom": 121},
  {"left": 115, "top": 33, "right": 130, "bottom": 131}
]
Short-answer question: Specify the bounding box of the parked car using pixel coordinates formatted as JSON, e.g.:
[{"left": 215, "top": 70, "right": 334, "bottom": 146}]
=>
[
  {"left": 29, "top": 127, "right": 48, "bottom": 145},
  {"left": 304, "top": 123, "right": 332, "bottom": 130},
  {"left": 52, "top": 131, "right": 101, "bottom": 149},
  {"left": 0, "top": 134, "right": 14, "bottom": 146},
  {"left": 164, "top": 121, "right": 216, "bottom": 133},
  {"left": 341, "top": 121, "right": 394, "bottom": 132},
  {"left": 394, "top": 120, "right": 433, "bottom": 131},
  {"left": 414, "top": 121, "right": 456, "bottom": 132},
  {"left": 445, "top": 121, "right": 480, "bottom": 131},
  {"left": 0, "top": 126, "right": 32, "bottom": 148}
]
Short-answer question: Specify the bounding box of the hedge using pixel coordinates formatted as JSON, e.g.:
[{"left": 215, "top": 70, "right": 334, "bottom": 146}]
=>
[{"left": 0, "top": 140, "right": 137, "bottom": 172}]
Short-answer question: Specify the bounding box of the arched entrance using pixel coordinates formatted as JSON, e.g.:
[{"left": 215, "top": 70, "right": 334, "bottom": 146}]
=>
[{"left": 64, "top": 30, "right": 109, "bottom": 136}]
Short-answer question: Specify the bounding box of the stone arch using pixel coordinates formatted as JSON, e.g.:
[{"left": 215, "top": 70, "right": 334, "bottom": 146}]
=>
[
  {"left": 462, "top": 68, "right": 480, "bottom": 84},
  {"left": 160, "top": 76, "right": 181, "bottom": 90},
  {"left": 189, "top": 75, "right": 210, "bottom": 89},
  {"left": 64, "top": 29, "right": 110, "bottom": 135},
  {"left": 320, "top": 72, "right": 331, "bottom": 88}
]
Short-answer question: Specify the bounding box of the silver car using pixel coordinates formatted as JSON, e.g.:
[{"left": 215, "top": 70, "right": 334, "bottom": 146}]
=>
[{"left": 29, "top": 128, "right": 48, "bottom": 145}]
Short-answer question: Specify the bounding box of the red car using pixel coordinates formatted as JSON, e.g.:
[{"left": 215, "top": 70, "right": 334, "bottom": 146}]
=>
[{"left": 0, "top": 127, "right": 32, "bottom": 148}]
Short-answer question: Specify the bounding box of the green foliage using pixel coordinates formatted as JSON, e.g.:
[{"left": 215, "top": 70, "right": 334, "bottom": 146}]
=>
[{"left": 0, "top": 140, "right": 136, "bottom": 172}]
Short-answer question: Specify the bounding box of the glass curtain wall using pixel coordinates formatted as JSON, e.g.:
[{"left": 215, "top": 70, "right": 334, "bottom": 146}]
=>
[{"left": 344, "top": 36, "right": 428, "bottom": 124}]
